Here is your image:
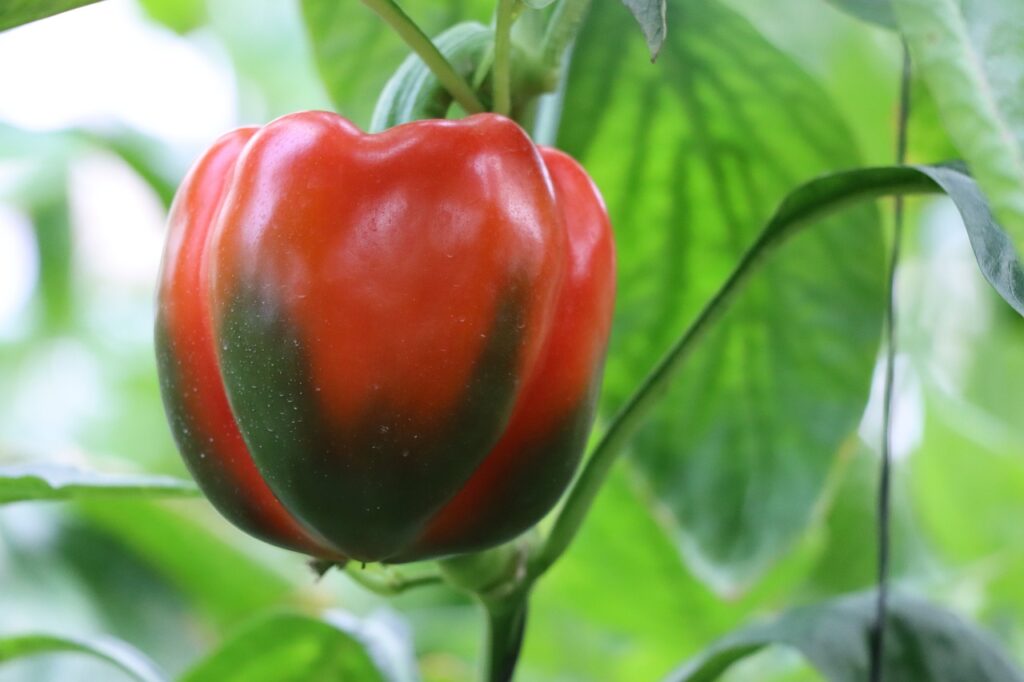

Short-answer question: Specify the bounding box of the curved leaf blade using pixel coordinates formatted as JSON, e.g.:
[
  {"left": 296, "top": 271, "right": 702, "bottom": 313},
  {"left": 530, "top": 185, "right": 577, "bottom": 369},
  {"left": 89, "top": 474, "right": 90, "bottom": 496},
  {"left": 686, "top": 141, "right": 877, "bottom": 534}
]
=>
[
  {"left": 0, "top": 463, "right": 198, "bottom": 504},
  {"left": 894, "top": 0, "right": 1024, "bottom": 252},
  {"left": 0, "top": 632, "right": 166, "bottom": 682},
  {"left": 666, "top": 591, "right": 1024, "bottom": 682},
  {"left": 914, "top": 164, "right": 1024, "bottom": 316}
]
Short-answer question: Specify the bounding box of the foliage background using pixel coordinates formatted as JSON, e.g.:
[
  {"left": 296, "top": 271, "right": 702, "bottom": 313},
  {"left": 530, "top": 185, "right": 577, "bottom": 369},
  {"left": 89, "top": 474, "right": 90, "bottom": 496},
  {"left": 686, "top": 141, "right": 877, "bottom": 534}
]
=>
[{"left": 0, "top": 0, "right": 1021, "bottom": 680}]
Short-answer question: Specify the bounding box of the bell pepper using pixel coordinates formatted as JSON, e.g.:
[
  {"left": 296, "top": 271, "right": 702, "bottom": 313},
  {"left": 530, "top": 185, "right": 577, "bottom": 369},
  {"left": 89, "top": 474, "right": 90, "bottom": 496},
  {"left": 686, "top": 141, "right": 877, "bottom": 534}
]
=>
[{"left": 155, "top": 112, "right": 615, "bottom": 563}]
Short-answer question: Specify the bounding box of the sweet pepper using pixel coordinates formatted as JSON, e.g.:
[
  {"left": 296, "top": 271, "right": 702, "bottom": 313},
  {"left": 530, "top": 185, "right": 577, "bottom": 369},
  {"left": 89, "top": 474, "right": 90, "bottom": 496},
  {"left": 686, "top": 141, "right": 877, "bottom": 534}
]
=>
[{"left": 155, "top": 112, "right": 615, "bottom": 563}]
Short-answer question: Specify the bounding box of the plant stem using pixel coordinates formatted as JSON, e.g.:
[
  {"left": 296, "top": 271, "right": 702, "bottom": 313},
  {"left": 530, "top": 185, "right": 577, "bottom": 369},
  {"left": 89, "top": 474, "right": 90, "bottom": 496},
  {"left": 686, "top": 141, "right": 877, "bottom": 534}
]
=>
[
  {"left": 529, "top": 168, "right": 943, "bottom": 579},
  {"left": 481, "top": 593, "right": 528, "bottom": 682},
  {"left": 869, "top": 40, "right": 913, "bottom": 682},
  {"left": 343, "top": 562, "right": 443, "bottom": 596},
  {"left": 493, "top": 0, "right": 517, "bottom": 116},
  {"left": 359, "top": 0, "right": 485, "bottom": 115},
  {"left": 540, "top": 0, "right": 592, "bottom": 68}
]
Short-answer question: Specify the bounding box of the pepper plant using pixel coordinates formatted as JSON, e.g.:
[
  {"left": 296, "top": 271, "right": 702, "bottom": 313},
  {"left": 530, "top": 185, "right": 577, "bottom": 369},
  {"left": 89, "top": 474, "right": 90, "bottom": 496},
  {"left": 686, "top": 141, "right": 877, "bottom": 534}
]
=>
[{"left": 2, "top": 0, "right": 1024, "bottom": 680}]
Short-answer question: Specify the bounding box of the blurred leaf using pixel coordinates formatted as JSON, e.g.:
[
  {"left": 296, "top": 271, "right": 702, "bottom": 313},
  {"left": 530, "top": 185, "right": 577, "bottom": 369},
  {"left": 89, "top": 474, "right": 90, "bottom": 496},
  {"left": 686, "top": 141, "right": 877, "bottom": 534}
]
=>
[
  {"left": 0, "top": 632, "right": 166, "bottom": 682},
  {"left": 180, "top": 612, "right": 388, "bottom": 682},
  {"left": 894, "top": 0, "right": 1024, "bottom": 252},
  {"left": 207, "top": 0, "right": 333, "bottom": 121},
  {"left": 0, "top": 463, "right": 197, "bottom": 504},
  {"left": 912, "top": 397, "right": 1024, "bottom": 563},
  {"left": 803, "top": 445, "right": 931, "bottom": 597},
  {"left": 1, "top": 121, "right": 181, "bottom": 212},
  {"left": 56, "top": 521, "right": 207, "bottom": 674},
  {"left": 0, "top": 0, "right": 101, "bottom": 31},
  {"left": 622, "top": 0, "right": 667, "bottom": 60},
  {"left": 78, "top": 500, "right": 293, "bottom": 627},
  {"left": 75, "top": 128, "right": 182, "bottom": 209},
  {"left": 561, "top": 0, "right": 886, "bottom": 593},
  {"left": 666, "top": 591, "right": 1024, "bottom": 682},
  {"left": 136, "top": 0, "right": 205, "bottom": 34},
  {"left": 301, "top": 0, "right": 490, "bottom": 128},
  {"left": 27, "top": 188, "right": 74, "bottom": 330},
  {"left": 823, "top": 0, "right": 896, "bottom": 29}
]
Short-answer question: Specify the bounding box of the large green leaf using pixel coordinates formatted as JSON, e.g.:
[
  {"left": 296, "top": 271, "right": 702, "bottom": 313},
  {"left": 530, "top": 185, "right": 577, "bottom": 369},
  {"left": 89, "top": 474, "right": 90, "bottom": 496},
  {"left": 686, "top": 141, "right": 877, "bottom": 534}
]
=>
[
  {"left": 180, "top": 612, "right": 390, "bottom": 682},
  {"left": 301, "top": 0, "right": 490, "bottom": 128},
  {"left": 823, "top": 0, "right": 896, "bottom": 29},
  {"left": 560, "top": 0, "right": 886, "bottom": 593},
  {"left": 0, "top": 0, "right": 101, "bottom": 31},
  {"left": 0, "top": 632, "right": 166, "bottom": 682},
  {"left": 666, "top": 591, "right": 1024, "bottom": 682},
  {"left": 0, "top": 463, "right": 197, "bottom": 504},
  {"left": 894, "top": 0, "right": 1024, "bottom": 252}
]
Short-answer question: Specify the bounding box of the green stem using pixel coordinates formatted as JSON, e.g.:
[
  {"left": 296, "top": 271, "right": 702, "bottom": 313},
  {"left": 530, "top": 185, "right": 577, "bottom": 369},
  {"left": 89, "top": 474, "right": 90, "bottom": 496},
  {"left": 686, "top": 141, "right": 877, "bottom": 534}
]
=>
[
  {"left": 528, "top": 168, "right": 944, "bottom": 578},
  {"left": 343, "top": 562, "right": 443, "bottom": 596},
  {"left": 481, "top": 593, "right": 528, "bottom": 682},
  {"left": 493, "top": 0, "right": 517, "bottom": 116},
  {"left": 359, "top": 0, "right": 485, "bottom": 115},
  {"left": 540, "top": 0, "right": 593, "bottom": 68}
]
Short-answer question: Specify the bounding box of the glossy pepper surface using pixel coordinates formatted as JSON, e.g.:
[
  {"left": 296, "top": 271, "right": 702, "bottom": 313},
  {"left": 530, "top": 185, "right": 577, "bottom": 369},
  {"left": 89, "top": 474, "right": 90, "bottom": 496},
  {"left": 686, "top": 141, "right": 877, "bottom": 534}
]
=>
[{"left": 155, "top": 112, "right": 615, "bottom": 563}]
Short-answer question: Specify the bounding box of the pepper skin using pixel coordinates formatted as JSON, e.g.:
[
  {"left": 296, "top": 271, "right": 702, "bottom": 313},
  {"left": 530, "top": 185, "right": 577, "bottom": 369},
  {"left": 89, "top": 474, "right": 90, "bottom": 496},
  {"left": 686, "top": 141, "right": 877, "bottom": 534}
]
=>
[{"left": 155, "top": 112, "right": 615, "bottom": 563}]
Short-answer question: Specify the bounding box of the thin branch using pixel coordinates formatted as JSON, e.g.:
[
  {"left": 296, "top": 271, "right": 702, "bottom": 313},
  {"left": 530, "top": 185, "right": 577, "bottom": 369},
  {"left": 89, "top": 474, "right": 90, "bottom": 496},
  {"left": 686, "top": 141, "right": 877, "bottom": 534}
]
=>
[
  {"left": 869, "top": 39, "right": 913, "bottom": 682},
  {"left": 343, "top": 562, "right": 443, "bottom": 596},
  {"left": 493, "top": 0, "right": 517, "bottom": 116}
]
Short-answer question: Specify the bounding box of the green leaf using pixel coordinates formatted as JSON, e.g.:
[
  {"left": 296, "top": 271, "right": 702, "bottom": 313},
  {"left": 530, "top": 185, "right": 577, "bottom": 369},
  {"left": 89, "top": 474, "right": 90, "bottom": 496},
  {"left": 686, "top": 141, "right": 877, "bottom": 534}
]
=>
[
  {"left": 561, "top": 0, "right": 887, "bottom": 593},
  {"left": 622, "top": 0, "right": 667, "bottom": 60},
  {"left": 823, "top": 0, "right": 897, "bottom": 29},
  {"left": 894, "top": 0, "right": 1024, "bottom": 253},
  {"left": 0, "top": 463, "right": 198, "bottom": 504},
  {"left": 136, "top": 0, "right": 205, "bottom": 34},
  {"left": 665, "top": 591, "right": 1024, "bottom": 682},
  {"left": 0, "top": 632, "right": 166, "bottom": 682},
  {"left": 301, "top": 0, "right": 490, "bottom": 128},
  {"left": 180, "top": 612, "right": 391, "bottom": 682},
  {"left": 0, "top": 0, "right": 101, "bottom": 31}
]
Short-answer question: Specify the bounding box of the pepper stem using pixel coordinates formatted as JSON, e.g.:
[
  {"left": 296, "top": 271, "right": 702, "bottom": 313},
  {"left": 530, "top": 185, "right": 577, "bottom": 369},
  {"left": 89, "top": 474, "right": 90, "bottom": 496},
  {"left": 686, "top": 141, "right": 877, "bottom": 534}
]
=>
[
  {"left": 492, "top": 0, "right": 518, "bottom": 116},
  {"left": 359, "top": 0, "right": 486, "bottom": 115},
  {"left": 482, "top": 593, "right": 528, "bottom": 682}
]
